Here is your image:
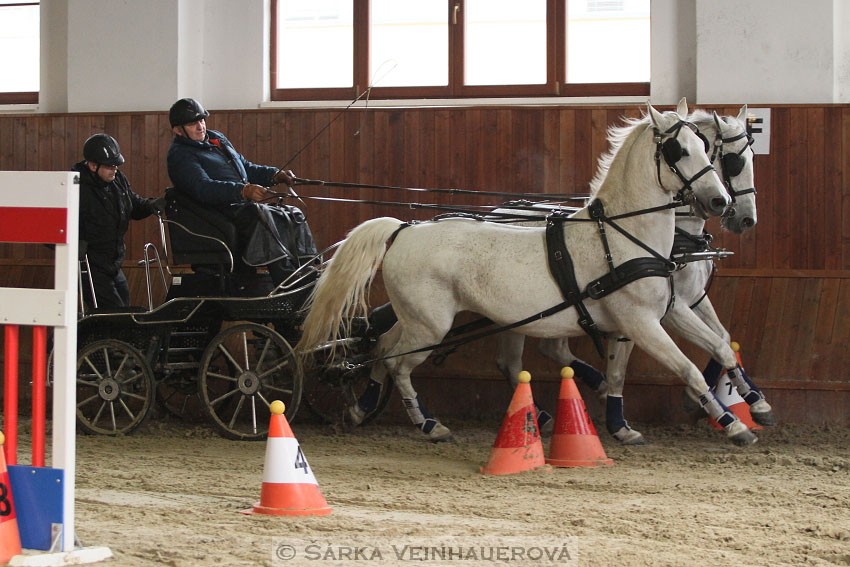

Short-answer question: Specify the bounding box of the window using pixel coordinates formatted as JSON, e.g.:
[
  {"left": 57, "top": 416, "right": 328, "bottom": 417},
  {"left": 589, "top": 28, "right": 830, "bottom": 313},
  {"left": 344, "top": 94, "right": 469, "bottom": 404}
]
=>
[
  {"left": 271, "top": 0, "right": 649, "bottom": 101},
  {"left": 0, "top": 1, "right": 39, "bottom": 104}
]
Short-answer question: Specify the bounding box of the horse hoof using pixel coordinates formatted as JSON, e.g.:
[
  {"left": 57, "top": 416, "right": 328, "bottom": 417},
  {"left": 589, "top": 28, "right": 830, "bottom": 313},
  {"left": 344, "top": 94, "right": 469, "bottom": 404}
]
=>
[
  {"left": 726, "top": 421, "right": 758, "bottom": 446},
  {"left": 750, "top": 400, "right": 777, "bottom": 426},
  {"left": 427, "top": 423, "right": 454, "bottom": 443},
  {"left": 611, "top": 426, "right": 647, "bottom": 445},
  {"left": 751, "top": 410, "right": 777, "bottom": 427}
]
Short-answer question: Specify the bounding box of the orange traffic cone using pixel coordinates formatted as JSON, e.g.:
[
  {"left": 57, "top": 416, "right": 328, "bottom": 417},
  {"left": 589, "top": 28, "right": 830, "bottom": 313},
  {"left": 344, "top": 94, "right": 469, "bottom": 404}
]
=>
[
  {"left": 546, "top": 367, "right": 613, "bottom": 468},
  {"left": 709, "top": 344, "right": 762, "bottom": 431},
  {"left": 0, "top": 432, "right": 22, "bottom": 564},
  {"left": 241, "top": 401, "right": 331, "bottom": 516},
  {"left": 480, "top": 371, "right": 546, "bottom": 476}
]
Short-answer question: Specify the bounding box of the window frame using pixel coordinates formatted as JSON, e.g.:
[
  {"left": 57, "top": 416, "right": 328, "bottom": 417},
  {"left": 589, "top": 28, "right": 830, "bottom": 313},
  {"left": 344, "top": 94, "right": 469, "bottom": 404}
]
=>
[
  {"left": 0, "top": 1, "right": 39, "bottom": 104},
  {"left": 270, "top": 0, "right": 649, "bottom": 101}
]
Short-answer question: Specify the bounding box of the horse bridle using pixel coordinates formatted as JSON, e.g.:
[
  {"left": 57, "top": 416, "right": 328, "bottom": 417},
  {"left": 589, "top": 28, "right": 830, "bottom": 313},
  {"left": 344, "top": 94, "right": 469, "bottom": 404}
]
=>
[
  {"left": 653, "top": 120, "right": 717, "bottom": 209},
  {"left": 708, "top": 130, "right": 757, "bottom": 212}
]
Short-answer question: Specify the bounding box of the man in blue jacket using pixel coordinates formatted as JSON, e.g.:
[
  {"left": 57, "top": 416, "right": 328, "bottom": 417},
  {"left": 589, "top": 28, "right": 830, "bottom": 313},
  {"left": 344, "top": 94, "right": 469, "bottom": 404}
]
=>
[
  {"left": 166, "top": 98, "right": 317, "bottom": 286},
  {"left": 74, "top": 134, "right": 163, "bottom": 309}
]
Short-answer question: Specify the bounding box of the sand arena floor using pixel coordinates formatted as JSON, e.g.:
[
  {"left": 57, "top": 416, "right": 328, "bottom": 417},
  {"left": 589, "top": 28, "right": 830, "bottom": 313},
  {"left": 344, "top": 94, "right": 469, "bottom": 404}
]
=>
[{"left": 45, "top": 415, "right": 849, "bottom": 567}]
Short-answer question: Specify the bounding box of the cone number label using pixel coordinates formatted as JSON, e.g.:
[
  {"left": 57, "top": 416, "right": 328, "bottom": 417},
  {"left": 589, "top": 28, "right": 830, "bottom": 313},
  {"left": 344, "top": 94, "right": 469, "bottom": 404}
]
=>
[
  {"left": 294, "top": 446, "right": 310, "bottom": 474},
  {"left": 0, "top": 472, "right": 15, "bottom": 522}
]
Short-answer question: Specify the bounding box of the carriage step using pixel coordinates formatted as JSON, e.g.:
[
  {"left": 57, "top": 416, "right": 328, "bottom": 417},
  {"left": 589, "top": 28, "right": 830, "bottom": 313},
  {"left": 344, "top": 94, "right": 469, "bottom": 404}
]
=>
[
  {"left": 170, "top": 330, "right": 210, "bottom": 338},
  {"left": 166, "top": 346, "right": 204, "bottom": 353}
]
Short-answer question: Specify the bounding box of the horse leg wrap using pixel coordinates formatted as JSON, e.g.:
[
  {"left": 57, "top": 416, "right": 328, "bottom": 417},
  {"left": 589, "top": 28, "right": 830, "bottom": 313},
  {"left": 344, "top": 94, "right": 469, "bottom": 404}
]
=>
[
  {"left": 605, "top": 395, "right": 628, "bottom": 435},
  {"left": 702, "top": 358, "right": 723, "bottom": 390},
  {"left": 356, "top": 378, "right": 383, "bottom": 414},
  {"left": 570, "top": 360, "right": 606, "bottom": 391},
  {"left": 727, "top": 365, "right": 765, "bottom": 406},
  {"left": 403, "top": 396, "right": 438, "bottom": 435},
  {"left": 699, "top": 391, "right": 736, "bottom": 428}
]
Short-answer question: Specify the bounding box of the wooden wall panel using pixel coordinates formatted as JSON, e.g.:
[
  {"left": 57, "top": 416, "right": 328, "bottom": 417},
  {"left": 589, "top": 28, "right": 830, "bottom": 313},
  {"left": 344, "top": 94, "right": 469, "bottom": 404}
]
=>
[{"left": 2, "top": 104, "right": 849, "bottom": 424}]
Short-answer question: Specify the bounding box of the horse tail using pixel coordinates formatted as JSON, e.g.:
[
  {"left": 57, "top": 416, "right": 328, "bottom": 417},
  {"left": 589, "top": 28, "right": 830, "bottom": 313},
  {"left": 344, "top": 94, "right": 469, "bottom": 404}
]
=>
[{"left": 296, "top": 217, "right": 405, "bottom": 357}]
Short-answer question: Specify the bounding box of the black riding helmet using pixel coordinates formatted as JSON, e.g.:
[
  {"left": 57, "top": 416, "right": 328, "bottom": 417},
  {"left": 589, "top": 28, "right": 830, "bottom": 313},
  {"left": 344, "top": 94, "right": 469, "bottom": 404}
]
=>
[
  {"left": 169, "top": 98, "right": 210, "bottom": 127},
  {"left": 83, "top": 133, "right": 125, "bottom": 166}
]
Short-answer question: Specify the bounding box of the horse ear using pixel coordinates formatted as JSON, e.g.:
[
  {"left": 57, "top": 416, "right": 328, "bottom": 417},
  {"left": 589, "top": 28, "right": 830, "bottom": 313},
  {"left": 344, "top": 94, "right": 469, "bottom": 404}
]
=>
[
  {"left": 712, "top": 111, "right": 727, "bottom": 130},
  {"left": 648, "top": 103, "right": 665, "bottom": 128},
  {"left": 676, "top": 97, "right": 688, "bottom": 119},
  {"left": 737, "top": 104, "right": 748, "bottom": 123}
]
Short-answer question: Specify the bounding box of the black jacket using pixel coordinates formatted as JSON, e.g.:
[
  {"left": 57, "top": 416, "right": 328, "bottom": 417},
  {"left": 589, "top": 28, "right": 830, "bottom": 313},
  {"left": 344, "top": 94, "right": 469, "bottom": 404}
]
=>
[{"left": 73, "top": 161, "right": 157, "bottom": 276}]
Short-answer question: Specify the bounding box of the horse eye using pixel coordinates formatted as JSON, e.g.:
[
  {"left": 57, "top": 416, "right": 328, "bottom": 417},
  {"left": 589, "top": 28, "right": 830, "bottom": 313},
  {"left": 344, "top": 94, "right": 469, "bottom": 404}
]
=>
[{"left": 681, "top": 148, "right": 690, "bottom": 157}]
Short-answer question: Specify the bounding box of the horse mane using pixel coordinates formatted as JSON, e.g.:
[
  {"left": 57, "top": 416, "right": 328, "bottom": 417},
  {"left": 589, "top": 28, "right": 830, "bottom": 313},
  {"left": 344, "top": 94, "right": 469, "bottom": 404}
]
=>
[
  {"left": 588, "top": 113, "right": 650, "bottom": 198},
  {"left": 688, "top": 108, "right": 745, "bottom": 134}
]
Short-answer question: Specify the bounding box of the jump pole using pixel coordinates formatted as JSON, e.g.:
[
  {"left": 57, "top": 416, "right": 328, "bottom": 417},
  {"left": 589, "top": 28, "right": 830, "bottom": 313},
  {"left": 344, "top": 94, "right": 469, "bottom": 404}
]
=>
[{"left": 0, "top": 171, "right": 111, "bottom": 565}]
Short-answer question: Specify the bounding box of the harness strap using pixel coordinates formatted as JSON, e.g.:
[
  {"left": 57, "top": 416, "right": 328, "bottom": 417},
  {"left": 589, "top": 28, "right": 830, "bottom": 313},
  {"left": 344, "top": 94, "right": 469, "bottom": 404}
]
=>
[
  {"left": 546, "top": 215, "right": 607, "bottom": 358},
  {"left": 586, "top": 257, "right": 674, "bottom": 300}
]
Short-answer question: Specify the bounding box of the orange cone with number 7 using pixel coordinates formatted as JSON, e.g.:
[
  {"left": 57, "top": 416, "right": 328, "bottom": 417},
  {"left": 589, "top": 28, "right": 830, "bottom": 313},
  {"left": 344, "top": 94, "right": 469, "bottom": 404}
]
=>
[
  {"left": 0, "top": 432, "right": 21, "bottom": 563},
  {"left": 241, "top": 401, "right": 331, "bottom": 516}
]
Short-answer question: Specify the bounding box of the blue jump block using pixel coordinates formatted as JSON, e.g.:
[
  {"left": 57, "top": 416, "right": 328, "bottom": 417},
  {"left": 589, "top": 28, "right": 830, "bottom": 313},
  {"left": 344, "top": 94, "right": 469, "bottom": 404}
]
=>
[{"left": 7, "top": 465, "right": 64, "bottom": 551}]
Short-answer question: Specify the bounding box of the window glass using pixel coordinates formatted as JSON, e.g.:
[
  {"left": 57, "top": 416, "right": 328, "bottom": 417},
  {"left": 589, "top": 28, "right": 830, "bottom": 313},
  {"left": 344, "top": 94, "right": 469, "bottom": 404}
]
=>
[
  {"left": 370, "top": 0, "right": 447, "bottom": 87},
  {"left": 465, "top": 0, "right": 547, "bottom": 86},
  {"left": 276, "top": 0, "right": 353, "bottom": 89},
  {"left": 566, "top": 0, "right": 650, "bottom": 83},
  {"left": 0, "top": 2, "right": 39, "bottom": 93}
]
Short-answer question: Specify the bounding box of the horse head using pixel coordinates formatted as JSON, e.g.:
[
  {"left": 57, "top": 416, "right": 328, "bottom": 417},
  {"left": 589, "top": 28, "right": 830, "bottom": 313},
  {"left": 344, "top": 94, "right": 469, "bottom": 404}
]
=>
[
  {"left": 648, "top": 102, "right": 730, "bottom": 218},
  {"left": 709, "top": 106, "right": 757, "bottom": 233}
]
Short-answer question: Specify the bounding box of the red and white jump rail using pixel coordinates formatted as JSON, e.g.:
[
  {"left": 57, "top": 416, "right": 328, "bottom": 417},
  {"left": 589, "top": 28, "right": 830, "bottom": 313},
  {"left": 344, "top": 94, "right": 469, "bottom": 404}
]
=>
[{"left": 0, "top": 171, "right": 84, "bottom": 557}]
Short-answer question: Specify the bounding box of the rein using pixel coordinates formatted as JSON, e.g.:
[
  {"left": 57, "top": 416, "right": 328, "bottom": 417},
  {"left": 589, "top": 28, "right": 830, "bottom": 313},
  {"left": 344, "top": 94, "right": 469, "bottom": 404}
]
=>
[{"left": 290, "top": 176, "right": 587, "bottom": 202}]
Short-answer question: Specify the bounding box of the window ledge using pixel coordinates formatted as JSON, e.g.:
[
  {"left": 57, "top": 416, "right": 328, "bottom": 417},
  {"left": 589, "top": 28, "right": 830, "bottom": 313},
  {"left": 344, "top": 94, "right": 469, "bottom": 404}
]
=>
[
  {"left": 0, "top": 104, "right": 38, "bottom": 114},
  {"left": 259, "top": 95, "right": 647, "bottom": 110}
]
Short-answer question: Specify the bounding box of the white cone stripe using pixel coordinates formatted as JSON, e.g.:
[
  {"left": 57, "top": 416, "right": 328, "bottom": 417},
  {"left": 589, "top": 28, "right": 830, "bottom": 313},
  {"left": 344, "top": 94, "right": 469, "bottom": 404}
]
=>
[
  {"left": 714, "top": 375, "right": 746, "bottom": 406},
  {"left": 262, "top": 437, "right": 319, "bottom": 485}
]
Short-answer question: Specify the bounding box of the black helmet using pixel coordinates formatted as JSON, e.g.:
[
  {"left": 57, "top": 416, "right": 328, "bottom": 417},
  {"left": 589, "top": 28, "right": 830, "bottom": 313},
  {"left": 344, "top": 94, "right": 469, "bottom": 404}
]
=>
[
  {"left": 83, "top": 133, "right": 124, "bottom": 166},
  {"left": 169, "top": 98, "right": 209, "bottom": 127}
]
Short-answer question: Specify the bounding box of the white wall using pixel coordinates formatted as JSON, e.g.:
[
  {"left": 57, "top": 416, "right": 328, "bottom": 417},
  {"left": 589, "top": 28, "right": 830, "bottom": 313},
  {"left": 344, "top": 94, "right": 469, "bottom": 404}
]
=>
[
  {"left": 30, "top": 0, "right": 850, "bottom": 113},
  {"left": 39, "top": 0, "right": 69, "bottom": 113},
  {"left": 200, "top": 0, "right": 269, "bottom": 109},
  {"left": 695, "top": 0, "right": 836, "bottom": 104},
  {"left": 650, "top": 0, "right": 697, "bottom": 106}
]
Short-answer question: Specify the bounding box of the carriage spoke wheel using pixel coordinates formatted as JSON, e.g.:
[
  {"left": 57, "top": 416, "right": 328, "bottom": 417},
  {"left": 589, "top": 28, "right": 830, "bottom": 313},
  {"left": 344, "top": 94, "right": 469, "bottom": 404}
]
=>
[
  {"left": 156, "top": 374, "right": 205, "bottom": 423},
  {"left": 198, "top": 323, "right": 302, "bottom": 440},
  {"left": 76, "top": 340, "right": 154, "bottom": 436},
  {"left": 302, "top": 358, "right": 393, "bottom": 427}
]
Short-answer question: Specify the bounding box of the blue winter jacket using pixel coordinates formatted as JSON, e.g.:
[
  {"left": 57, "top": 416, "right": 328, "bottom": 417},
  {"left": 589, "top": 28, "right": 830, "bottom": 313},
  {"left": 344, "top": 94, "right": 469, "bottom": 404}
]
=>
[{"left": 167, "top": 130, "right": 277, "bottom": 205}]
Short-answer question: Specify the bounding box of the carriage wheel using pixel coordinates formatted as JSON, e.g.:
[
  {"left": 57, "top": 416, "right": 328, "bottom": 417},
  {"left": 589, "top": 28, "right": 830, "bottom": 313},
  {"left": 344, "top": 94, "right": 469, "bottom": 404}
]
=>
[
  {"left": 302, "top": 359, "right": 394, "bottom": 427},
  {"left": 76, "top": 340, "right": 155, "bottom": 435},
  {"left": 156, "top": 374, "right": 205, "bottom": 423},
  {"left": 198, "top": 323, "right": 302, "bottom": 440}
]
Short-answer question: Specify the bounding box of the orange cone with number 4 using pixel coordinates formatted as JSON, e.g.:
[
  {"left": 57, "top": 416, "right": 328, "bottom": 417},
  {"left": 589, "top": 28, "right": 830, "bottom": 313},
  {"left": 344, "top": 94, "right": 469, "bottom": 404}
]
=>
[
  {"left": 0, "top": 432, "right": 22, "bottom": 564},
  {"left": 241, "top": 401, "right": 331, "bottom": 516},
  {"left": 480, "top": 371, "right": 546, "bottom": 476},
  {"left": 546, "top": 367, "right": 614, "bottom": 468}
]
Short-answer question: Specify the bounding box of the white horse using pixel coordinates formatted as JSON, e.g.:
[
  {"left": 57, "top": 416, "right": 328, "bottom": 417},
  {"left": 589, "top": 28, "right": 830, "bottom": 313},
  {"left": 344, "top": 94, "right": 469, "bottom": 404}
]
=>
[
  {"left": 296, "top": 102, "right": 757, "bottom": 446},
  {"left": 495, "top": 105, "right": 774, "bottom": 445}
]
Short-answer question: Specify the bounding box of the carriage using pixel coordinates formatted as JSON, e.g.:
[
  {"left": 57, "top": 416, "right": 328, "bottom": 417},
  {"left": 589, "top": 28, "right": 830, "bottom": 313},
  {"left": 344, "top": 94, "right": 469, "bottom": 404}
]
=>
[
  {"left": 72, "top": 102, "right": 769, "bottom": 446},
  {"left": 71, "top": 188, "right": 391, "bottom": 440}
]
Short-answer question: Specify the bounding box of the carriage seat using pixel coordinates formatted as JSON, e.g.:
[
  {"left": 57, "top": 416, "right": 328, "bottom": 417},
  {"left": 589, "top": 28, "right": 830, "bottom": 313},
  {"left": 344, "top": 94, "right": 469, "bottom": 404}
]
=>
[{"left": 164, "top": 188, "right": 239, "bottom": 269}]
